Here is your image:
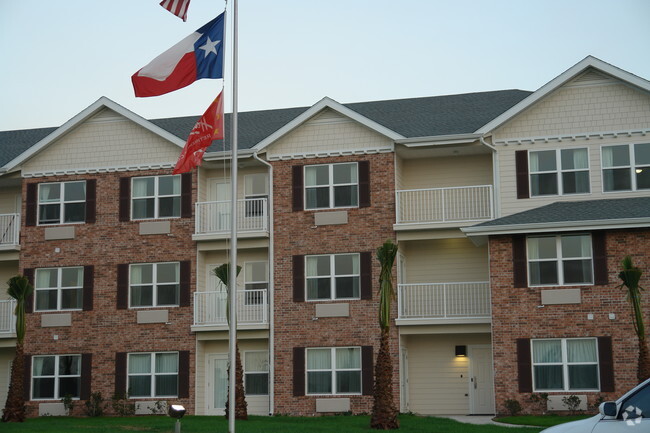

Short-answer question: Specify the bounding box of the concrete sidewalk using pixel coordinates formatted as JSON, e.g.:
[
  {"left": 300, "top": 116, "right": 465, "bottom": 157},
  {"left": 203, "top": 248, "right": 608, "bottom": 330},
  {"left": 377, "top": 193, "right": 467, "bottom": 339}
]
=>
[{"left": 440, "top": 415, "right": 535, "bottom": 427}]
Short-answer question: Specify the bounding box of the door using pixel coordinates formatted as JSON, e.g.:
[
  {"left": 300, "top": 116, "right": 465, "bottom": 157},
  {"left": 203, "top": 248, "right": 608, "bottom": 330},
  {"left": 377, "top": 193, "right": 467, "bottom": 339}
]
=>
[
  {"left": 399, "top": 346, "right": 409, "bottom": 412},
  {"left": 206, "top": 354, "right": 228, "bottom": 415},
  {"left": 469, "top": 345, "right": 495, "bottom": 414},
  {"left": 209, "top": 179, "right": 231, "bottom": 231}
]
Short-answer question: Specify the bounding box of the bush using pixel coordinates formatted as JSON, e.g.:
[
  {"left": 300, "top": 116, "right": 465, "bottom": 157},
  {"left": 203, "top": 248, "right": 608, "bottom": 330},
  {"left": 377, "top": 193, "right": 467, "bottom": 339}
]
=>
[
  {"left": 528, "top": 392, "right": 549, "bottom": 414},
  {"left": 60, "top": 394, "right": 74, "bottom": 415},
  {"left": 84, "top": 392, "right": 105, "bottom": 417},
  {"left": 562, "top": 395, "right": 582, "bottom": 415},
  {"left": 504, "top": 398, "right": 522, "bottom": 416},
  {"left": 111, "top": 392, "right": 135, "bottom": 416}
]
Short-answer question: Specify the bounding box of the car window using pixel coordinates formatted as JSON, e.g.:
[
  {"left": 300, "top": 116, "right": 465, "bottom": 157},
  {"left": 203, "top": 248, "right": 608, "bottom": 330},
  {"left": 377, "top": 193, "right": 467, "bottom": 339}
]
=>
[{"left": 620, "top": 381, "right": 650, "bottom": 419}]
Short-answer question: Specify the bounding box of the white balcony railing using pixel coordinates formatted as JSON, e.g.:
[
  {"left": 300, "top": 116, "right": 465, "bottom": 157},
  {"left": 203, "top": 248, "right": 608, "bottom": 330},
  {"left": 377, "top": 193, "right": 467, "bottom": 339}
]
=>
[
  {"left": 398, "top": 282, "right": 491, "bottom": 320},
  {"left": 194, "top": 289, "right": 268, "bottom": 327},
  {"left": 195, "top": 198, "right": 268, "bottom": 235},
  {"left": 0, "top": 299, "right": 17, "bottom": 335},
  {"left": 0, "top": 213, "right": 20, "bottom": 246},
  {"left": 395, "top": 185, "right": 493, "bottom": 225}
]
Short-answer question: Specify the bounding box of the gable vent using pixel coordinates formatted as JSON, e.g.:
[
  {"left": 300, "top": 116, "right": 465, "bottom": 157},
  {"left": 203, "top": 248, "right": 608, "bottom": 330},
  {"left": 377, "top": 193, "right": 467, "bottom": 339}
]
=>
[
  {"left": 306, "top": 108, "right": 351, "bottom": 126},
  {"left": 567, "top": 68, "right": 616, "bottom": 87}
]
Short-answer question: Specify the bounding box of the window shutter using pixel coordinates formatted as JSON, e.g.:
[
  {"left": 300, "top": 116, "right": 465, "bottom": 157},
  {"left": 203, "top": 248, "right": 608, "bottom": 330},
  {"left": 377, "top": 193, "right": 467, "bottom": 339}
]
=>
[
  {"left": 117, "top": 264, "right": 129, "bottom": 309},
  {"left": 83, "top": 266, "right": 94, "bottom": 311},
  {"left": 515, "top": 150, "right": 530, "bottom": 199},
  {"left": 293, "top": 255, "right": 305, "bottom": 302},
  {"left": 516, "top": 338, "right": 532, "bottom": 393},
  {"left": 23, "top": 268, "right": 34, "bottom": 313},
  {"left": 85, "top": 179, "right": 97, "bottom": 224},
  {"left": 178, "top": 351, "right": 190, "bottom": 398},
  {"left": 362, "top": 345, "right": 374, "bottom": 395},
  {"left": 24, "top": 355, "right": 32, "bottom": 400},
  {"left": 119, "top": 177, "right": 131, "bottom": 222},
  {"left": 292, "top": 165, "right": 304, "bottom": 212},
  {"left": 181, "top": 172, "right": 192, "bottom": 218},
  {"left": 592, "top": 231, "right": 608, "bottom": 286},
  {"left": 115, "top": 352, "right": 127, "bottom": 395},
  {"left": 179, "top": 261, "right": 191, "bottom": 307},
  {"left": 26, "top": 183, "right": 38, "bottom": 226},
  {"left": 512, "top": 235, "right": 527, "bottom": 288},
  {"left": 293, "top": 347, "right": 305, "bottom": 396},
  {"left": 360, "top": 251, "right": 373, "bottom": 300},
  {"left": 358, "top": 160, "right": 371, "bottom": 208},
  {"left": 81, "top": 353, "right": 92, "bottom": 400},
  {"left": 598, "top": 336, "right": 615, "bottom": 392}
]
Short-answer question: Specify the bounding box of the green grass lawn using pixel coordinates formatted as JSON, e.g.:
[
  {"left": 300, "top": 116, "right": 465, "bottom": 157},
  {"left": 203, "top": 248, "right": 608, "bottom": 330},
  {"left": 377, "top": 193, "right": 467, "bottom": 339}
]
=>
[
  {"left": 494, "top": 413, "right": 592, "bottom": 427},
  {"left": 1, "top": 414, "right": 543, "bottom": 433}
]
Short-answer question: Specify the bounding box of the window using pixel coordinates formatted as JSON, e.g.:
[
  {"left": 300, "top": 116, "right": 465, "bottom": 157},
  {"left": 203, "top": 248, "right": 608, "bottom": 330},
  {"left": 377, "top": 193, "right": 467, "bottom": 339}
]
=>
[
  {"left": 603, "top": 143, "right": 650, "bottom": 192},
  {"left": 244, "top": 174, "right": 268, "bottom": 217},
  {"left": 32, "top": 355, "right": 81, "bottom": 399},
  {"left": 38, "top": 181, "right": 86, "bottom": 225},
  {"left": 305, "top": 163, "right": 358, "bottom": 209},
  {"left": 532, "top": 338, "right": 599, "bottom": 391},
  {"left": 244, "top": 351, "right": 269, "bottom": 395},
  {"left": 128, "top": 352, "right": 178, "bottom": 398},
  {"left": 529, "top": 149, "right": 589, "bottom": 196},
  {"left": 306, "top": 347, "right": 361, "bottom": 395},
  {"left": 35, "top": 267, "right": 83, "bottom": 311},
  {"left": 306, "top": 254, "right": 360, "bottom": 300},
  {"left": 527, "top": 234, "right": 593, "bottom": 286},
  {"left": 132, "top": 175, "right": 181, "bottom": 219},
  {"left": 130, "top": 262, "right": 180, "bottom": 307},
  {"left": 244, "top": 262, "right": 268, "bottom": 305}
]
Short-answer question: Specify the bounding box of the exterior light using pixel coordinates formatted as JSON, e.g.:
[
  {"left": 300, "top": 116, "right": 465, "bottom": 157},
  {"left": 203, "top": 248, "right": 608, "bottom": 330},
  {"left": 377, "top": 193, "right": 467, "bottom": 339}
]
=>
[
  {"left": 455, "top": 345, "right": 467, "bottom": 357},
  {"left": 168, "top": 404, "right": 186, "bottom": 433}
]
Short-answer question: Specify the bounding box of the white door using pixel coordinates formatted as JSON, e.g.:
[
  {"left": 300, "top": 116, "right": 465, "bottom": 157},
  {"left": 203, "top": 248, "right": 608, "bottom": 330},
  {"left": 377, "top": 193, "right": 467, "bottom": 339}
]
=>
[
  {"left": 206, "top": 354, "right": 228, "bottom": 415},
  {"left": 209, "top": 179, "right": 231, "bottom": 231},
  {"left": 469, "top": 345, "right": 495, "bottom": 414},
  {"left": 400, "top": 346, "right": 409, "bottom": 412}
]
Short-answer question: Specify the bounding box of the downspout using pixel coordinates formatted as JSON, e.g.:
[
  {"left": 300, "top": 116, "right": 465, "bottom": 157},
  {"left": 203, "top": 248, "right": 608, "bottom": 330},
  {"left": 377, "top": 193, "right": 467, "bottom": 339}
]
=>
[
  {"left": 479, "top": 136, "right": 500, "bottom": 219},
  {"left": 253, "top": 151, "right": 275, "bottom": 415}
]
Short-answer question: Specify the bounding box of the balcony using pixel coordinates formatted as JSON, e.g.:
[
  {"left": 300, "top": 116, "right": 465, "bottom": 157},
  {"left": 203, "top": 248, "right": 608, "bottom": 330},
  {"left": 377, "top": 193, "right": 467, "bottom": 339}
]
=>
[
  {"left": 194, "top": 199, "right": 268, "bottom": 239},
  {"left": 395, "top": 185, "right": 493, "bottom": 228},
  {"left": 193, "top": 289, "right": 268, "bottom": 330},
  {"left": 0, "top": 213, "right": 20, "bottom": 249},
  {"left": 0, "top": 299, "right": 16, "bottom": 337},
  {"left": 397, "top": 282, "right": 491, "bottom": 325}
]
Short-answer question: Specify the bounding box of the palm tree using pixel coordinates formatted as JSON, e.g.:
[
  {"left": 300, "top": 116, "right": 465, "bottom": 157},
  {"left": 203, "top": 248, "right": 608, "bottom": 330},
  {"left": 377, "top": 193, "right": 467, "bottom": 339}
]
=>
[
  {"left": 213, "top": 263, "right": 248, "bottom": 420},
  {"left": 371, "top": 240, "right": 399, "bottom": 430},
  {"left": 2, "top": 275, "right": 34, "bottom": 422},
  {"left": 618, "top": 256, "right": 650, "bottom": 382}
]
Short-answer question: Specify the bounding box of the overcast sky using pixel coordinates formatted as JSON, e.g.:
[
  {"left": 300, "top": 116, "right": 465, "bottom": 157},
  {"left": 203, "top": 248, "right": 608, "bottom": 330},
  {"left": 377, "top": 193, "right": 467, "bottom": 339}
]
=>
[{"left": 0, "top": 0, "right": 648, "bottom": 132}]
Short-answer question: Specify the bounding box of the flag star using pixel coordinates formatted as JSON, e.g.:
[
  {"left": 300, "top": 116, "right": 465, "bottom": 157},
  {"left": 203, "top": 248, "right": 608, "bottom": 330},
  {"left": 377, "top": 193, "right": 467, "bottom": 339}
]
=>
[{"left": 199, "top": 37, "right": 221, "bottom": 58}]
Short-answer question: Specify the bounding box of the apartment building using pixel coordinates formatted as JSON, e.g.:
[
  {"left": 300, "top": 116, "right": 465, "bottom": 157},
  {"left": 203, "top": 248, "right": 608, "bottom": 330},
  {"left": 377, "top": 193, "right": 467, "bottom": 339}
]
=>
[{"left": 0, "top": 56, "right": 648, "bottom": 417}]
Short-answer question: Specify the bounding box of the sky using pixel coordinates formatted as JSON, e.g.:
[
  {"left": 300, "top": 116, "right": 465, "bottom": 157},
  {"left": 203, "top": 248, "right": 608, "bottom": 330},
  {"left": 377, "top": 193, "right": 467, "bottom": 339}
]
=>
[{"left": 0, "top": 0, "right": 649, "bottom": 132}]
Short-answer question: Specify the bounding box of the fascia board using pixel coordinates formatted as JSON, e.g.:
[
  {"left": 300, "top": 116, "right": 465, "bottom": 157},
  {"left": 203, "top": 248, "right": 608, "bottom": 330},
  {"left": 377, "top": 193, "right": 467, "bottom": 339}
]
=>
[
  {"left": 396, "top": 133, "right": 482, "bottom": 146},
  {"left": 203, "top": 149, "right": 254, "bottom": 161},
  {"left": 462, "top": 217, "right": 650, "bottom": 237}
]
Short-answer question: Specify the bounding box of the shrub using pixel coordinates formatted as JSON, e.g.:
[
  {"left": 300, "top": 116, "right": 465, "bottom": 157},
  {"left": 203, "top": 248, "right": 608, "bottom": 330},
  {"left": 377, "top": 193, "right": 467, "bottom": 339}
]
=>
[
  {"left": 111, "top": 392, "right": 135, "bottom": 416},
  {"left": 84, "top": 392, "right": 105, "bottom": 417},
  {"left": 562, "top": 395, "right": 582, "bottom": 414},
  {"left": 504, "top": 398, "right": 522, "bottom": 416},
  {"left": 61, "top": 394, "right": 74, "bottom": 415},
  {"left": 528, "top": 392, "right": 549, "bottom": 414}
]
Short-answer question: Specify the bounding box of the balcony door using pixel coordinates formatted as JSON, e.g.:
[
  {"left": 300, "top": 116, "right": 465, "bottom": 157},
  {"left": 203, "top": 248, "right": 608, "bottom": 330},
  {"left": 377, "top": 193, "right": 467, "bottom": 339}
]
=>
[
  {"left": 209, "top": 178, "right": 231, "bottom": 231},
  {"left": 206, "top": 354, "right": 228, "bottom": 415}
]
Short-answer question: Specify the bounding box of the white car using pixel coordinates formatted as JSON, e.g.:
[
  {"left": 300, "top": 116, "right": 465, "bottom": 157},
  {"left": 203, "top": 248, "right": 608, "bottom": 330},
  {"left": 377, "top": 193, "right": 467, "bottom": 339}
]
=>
[{"left": 541, "top": 378, "right": 650, "bottom": 432}]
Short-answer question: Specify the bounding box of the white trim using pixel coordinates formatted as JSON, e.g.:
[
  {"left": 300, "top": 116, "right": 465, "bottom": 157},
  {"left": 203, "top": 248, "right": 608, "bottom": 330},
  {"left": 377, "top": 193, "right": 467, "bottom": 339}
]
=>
[
  {"left": 267, "top": 147, "right": 392, "bottom": 162},
  {"left": 23, "top": 163, "right": 175, "bottom": 179},
  {"left": 494, "top": 128, "right": 650, "bottom": 146}
]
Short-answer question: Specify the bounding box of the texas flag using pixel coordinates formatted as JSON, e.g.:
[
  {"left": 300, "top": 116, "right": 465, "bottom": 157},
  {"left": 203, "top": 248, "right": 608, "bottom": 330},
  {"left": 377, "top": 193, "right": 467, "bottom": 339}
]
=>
[{"left": 132, "top": 12, "right": 225, "bottom": 97}]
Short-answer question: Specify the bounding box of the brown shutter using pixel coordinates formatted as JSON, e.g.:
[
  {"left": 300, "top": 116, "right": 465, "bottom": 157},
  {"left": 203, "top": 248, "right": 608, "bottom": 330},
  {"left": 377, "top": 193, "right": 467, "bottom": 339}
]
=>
[
  {"left": 592, "top": 231, "right": 608, "bottom": 286},
  {"left": 598, "top": 336, "right": 615, "bottom": 392},
  {"left": 26, "top": 183, "right": 38, "bottom": 226},
  {"left": 115, "top": 352, "right": 127, "bottom": 395},
  {"left": 360, "top": 251, "right": 373, "bottom": 300},
  {"left": 23, "top": 268, "right": 34, "bottom": 313},
  {"left": 24, "top": 355, "right": 32, "bottom": 400},
  {"left": 179, "top": 260, "right": 191, "bottom": 307},
  {"left": 517, "top": 338, "right": 533, "bottom": 392},
  {"left": 293, "top": 255, "right": 305, "bottom": 302},
  {"left": 358, "top": 160, "right": 371, "bottom": 208},
  {"left": 293, "top": 347, "right": 305, "bottom": 396},
  {"left": 117, "top": 264, "right": 129, "bottom": 309},
  {"left": 81, "top": 353, "right": 92, "bottom": 400},
  {"left": 82, "top": 266, "right": 94, "bottom": 311},
  {"left": 181, "top": 172, "right": 192, "bottom": 218},
  {"left": 178, "top": 351, "right": 190, "bottom": 398},
  {"left": 513, "top": 235, "right": 528, "bottom": 288},
  {"left": 119, "top": 177, "right": 131, "bottom": 222},
  {"left": 362, "top": 345, "right": 374, "bottom": 395},
  {"left": 515, "top": 150, "right": 530, "bottom": 199},
  {"left": 85, "top": 179, "right": 97, "bottom": 224},
  {"left": 292, "top": 165, "right": 304, "bottom": 212}
]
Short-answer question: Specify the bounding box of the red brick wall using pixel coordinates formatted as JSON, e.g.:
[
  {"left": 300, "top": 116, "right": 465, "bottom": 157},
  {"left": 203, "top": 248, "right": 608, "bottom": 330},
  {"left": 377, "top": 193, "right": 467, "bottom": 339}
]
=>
[
  {"left": 490, "top": 229, "right": 650, "bottom": 415},
  {"left": 20, "top": 170, "right": 196, "bottom": 416},
  {"left": 271, "top": 154, "right": 399, "bottom": 415}
]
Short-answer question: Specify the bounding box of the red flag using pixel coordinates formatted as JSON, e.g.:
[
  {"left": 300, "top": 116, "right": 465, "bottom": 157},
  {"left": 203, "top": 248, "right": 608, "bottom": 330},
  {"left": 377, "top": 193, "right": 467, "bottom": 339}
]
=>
[
  {"left": 173, "top": 91, "right": 224, "bottom": 174},
  {"left": 160, "top": 0, "right": 191, "bottom": 21}
]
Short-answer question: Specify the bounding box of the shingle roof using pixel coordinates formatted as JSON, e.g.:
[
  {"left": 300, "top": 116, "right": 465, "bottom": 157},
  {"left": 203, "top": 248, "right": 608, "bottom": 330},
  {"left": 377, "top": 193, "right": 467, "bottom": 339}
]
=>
[{"left": 0, "top": 127, "right": 57, "bottom": 168}]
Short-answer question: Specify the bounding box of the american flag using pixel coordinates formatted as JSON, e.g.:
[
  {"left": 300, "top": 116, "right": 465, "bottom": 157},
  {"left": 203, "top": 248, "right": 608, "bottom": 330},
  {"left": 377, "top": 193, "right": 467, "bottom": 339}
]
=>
[{"left": 160, "top": 0, "right": 191, "bottom": 21}]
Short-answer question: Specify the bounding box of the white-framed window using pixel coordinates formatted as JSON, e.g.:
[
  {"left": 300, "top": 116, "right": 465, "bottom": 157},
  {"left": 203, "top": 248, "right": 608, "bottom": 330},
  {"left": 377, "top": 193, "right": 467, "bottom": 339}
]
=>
[
  {"left": 38, "top": 181, "right": 86, "bottom": 225},
  {"left": 244, "top": 351, "right": 269, "bottom": 395},
  {"left": 34, "top": 267, "right": 83, "bottom": 311},
  {"left": 306, "top": 347, "right": 361, "bottom": 395},
  {"left": 32, "top": 354, "right": 81, "bottom": 399},
  {"left": 529, "top": 149, "right": 590, "bottom": 196},
  {"left": 244, "top": 173, "right": 268, "bottom": 217},
  {"left": 130, "top": 262, "right": 180, "bottom": 308},
  {"left": 602, "top": 143, "right": 650, "bottom": 192},
  {"left": 527, "top": 234, "right": 593, "bottom": 286},
  {"left": 127, "top": 352, "right": 179, "bottom": 398},
  {"left": 306, "top": 254, "right": 360, "bottom": 300},
  {"left": 305, "top": 163, "right": 358, "bottom": 210},
  {"left": 131, "top": 175, "right": 181, "bottom": 220},
  {"left": 532, "top": 338, "right": 599, "bottom": 391},
  {"left": 244, "top": 261, "right": 268, "bottom": 305}
]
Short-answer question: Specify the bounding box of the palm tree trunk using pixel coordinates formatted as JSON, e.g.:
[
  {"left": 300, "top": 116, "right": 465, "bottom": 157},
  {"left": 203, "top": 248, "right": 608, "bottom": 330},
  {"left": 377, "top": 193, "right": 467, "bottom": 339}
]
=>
[
  {"left": 2, "top": 341, "right": 25, "bottom": 422},
  {"left": 370, "top": 327, "right": 399, "bottom": 430},
  {"left": 224, "top": 342, "right": 248, "bottom": 420},
  {"left": 638, "top": 337, "right": 650, "bottom": 383}
]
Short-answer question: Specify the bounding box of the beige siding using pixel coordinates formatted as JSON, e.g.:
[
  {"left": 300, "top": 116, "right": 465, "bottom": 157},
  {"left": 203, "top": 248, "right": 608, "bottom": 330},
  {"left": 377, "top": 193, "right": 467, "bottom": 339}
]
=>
[
  {"left": 0, "top": 187, "right": 20, "bottom": 214},
  {"left": 0, "top": 348, "right": 14, "bottom": 409},
  {"left": 400, "top": 154, "right": 493, "bottom": 190},
  {"left": 0, "top": 262, "right": 18, "bottom": 300},
  {"left": 200, "top": 166, "right": 269, "bottom": 202},
  {"left": 198, "top": 249, "right": 268, "bottom": 292},
  {"left": 394, "top": 154, "right": 404, "bottom": 191}
]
